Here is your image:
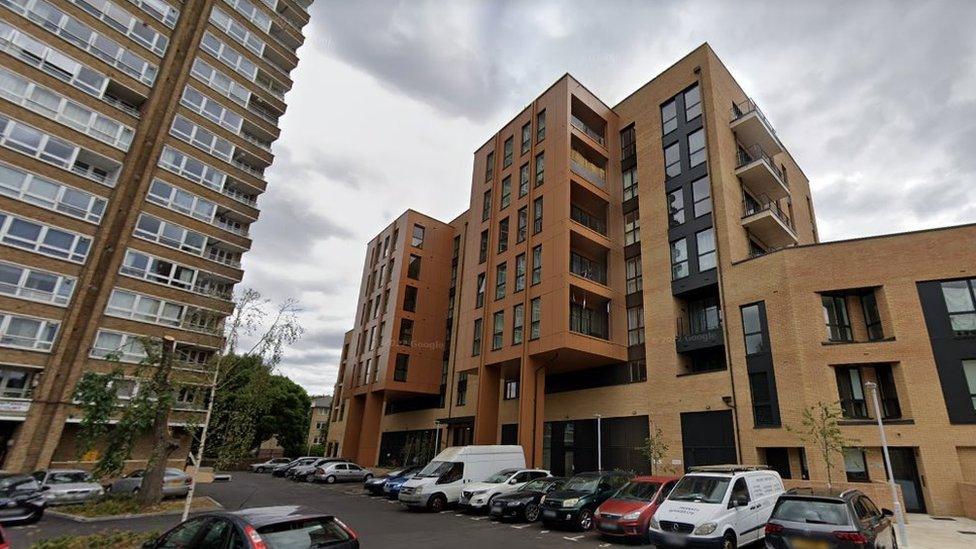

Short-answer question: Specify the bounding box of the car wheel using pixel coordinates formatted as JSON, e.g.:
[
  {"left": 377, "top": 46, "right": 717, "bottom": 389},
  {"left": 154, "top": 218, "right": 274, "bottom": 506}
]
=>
[
  {"left": 364, "top": 473, "right": 373, "bottom": 481},
  {"left": 524, "top": 503, "right": 540, "bottom": 522},
  {"left": 578, "top": 509, "right": 594, "bottom": 531},
  {"left": 428, "top": 494, "right": 447, "bottom": 513},
  {"left": 325, "top": 475, "right": 336, "bottom": 484},
  {"left": 722, "top": 532, "right": 736, "bottom": 549},
  {"left": 27, "top": 509, "right": 44, "bottom": 524}
]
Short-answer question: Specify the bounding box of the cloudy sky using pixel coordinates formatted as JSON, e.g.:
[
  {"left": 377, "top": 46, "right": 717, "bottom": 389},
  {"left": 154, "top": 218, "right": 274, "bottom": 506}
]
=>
[{"left": 244, "top": 0, "right": 976, "bottom": 395}]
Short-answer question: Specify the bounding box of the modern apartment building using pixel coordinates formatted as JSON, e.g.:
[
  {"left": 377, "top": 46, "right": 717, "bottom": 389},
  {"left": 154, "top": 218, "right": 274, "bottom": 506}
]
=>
[
  {"left": 0, "top": 0, "right": 312, "bottom": 471},
  {"left": 329, "top": 43, "right": 976, "bottom": 516}
]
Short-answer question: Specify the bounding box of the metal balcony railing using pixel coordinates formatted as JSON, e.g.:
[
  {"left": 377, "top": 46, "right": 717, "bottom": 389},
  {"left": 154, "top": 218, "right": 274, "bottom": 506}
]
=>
[
  {"left": 569, "top": 253, "right": 607, "bottom": 285},
  {"left": 570, "top": 150, "right": 606, "bottom": 187},
  {"left": 736, "top": 144, "right": 788, "bottom": 185},
  {"left": 221, "top": 186, "right": 257, "bottom": 207},
  {"left": 742, "top": 193, "right": 795, "bottom": 230},
  {"left": 570, "top": 115, "right": 605, "bottom": 146},
  {"left": 570, "top": 204, "right": 607, "bottom": 235}
]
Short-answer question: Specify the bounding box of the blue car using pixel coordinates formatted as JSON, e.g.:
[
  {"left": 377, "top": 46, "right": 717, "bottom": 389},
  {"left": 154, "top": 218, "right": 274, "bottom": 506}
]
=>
[
  {"left": 362, "top": 465, "right": 420, "bottom": 495},
  {"left": 379, "top": 466, "right": 423, "bottom": 499}
]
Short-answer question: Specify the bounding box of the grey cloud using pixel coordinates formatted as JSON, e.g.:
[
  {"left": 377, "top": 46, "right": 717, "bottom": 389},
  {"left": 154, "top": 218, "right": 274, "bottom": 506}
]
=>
[
  {"left": 247, "top": 188, "right": 355, "bottom": 265},
  {"left": 269, "top": 146, "right": 384, "bottom": 190}
]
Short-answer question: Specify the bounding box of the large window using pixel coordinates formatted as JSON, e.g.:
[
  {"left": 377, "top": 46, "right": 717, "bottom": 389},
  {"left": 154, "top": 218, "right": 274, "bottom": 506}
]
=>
[
  {"left": 749, "top": 372, "right": 776, "bottom": 427},
  {"left": 514, "top": 253, "right": 526, "bottom": 292},
  {"left": 0, "top": 260, "right": 75, "bottom": 305},
  {"left": 402, "top": 285, "right": 418, "bottom": 312},
  {"left": 394, "top": 353, "right": 409, "bottom": 382},
  {"left": 625, "top": 256, "right": 642, "bottom": 294},
  {"left": 861, "top": 291, "right": 884, "bottom": 340},
  {"left": 497, "top": 218, "right": 509, "bottom": 253},
  {"left": 190, "top": 57, "right": 250, "bottom": 107},
  {"left": 0, "top": 312, "right": 58, "bottom": 350},
  {"left": 495, "top": 262, "right": 506, "bottom": 300},
  {"left": 570, "top": 301, "right": 608, "bottom": 339},
  {"left": 147, "top": 179, "right": 216, "bottom": 222},
  {"left": 492, "top": 311, "right": 504, "bottom": 350},
  {"left": 472, "top": 318, "right": 482, "bottom": 356},
  {"left": 624, "top": 210, "right": 640, "bottom": 245},
  {"left": 0, "top": 114, "right": 119, "bottom": 185},
  {"left": 941, "top": 278, "right": 976, "bottom": 333},
  {"left": 530, "top": 298, "right": 541, "bottom": 340},
  {"left": 90, "top": 330, "right": 148, "bottom": 363},
  {"left": 411, "top": 224, "right": 425, "bottom": 248},
  {"left": 688, "top": 128, "right": 706, "bottom": 167},
  {"left": 664, "top": 143, "right": 680, "bottom": 178},
  {"left": 620, "top": 124, "right": 636, "bottom": 162},
  {"left": 667, "top": 189, "right": 684, "bottom": 227},
  {"left": 503, "top": 136, "right": 513, "bottom": 167},
  {"left": 692, "top": 175, "right": 712, "bottom": 217},
  {"left": 180, "top": 85, "right": 243, "bottom": 133},
  {"left": 696, "top": 228, "right": 716, "bottom": 271},
  {"left": 134, "top": 213, "right": 206, "bottom": 256},
  {"left": 105, "top": 289, "right": 184, "bottom": 327},
  {"left": 661, "top": 100, "right": 677, "bottom": 134},
  {"left": 120, "top": 249, "right": 196, "bottom": 291},
  {"left": 533, "top": 197, "right": 543, "bottom": 234},
  {"left": 622, "top": 167, "right": 637, "bottom": 201},
  {"left": 741, "top": 303, "right": 766, "bottom": 355},
  {"left": 200, "top": 31, "right": 257, "bottom": 80},
  {"left": 0, "top": 21, "right": 110, "bottom": 98},
  {"left": 684, "top": 84, "right": 701, "bottom": 120},
  {"left": 835, "top": 366, "right": 868, "bottom": 419},
  {"left": 407, "top": 254, "right": 421, "bottom": 280},
  {"left": 670, "top": 238, "right": 688, "bottom": 280},
  {"left": 627, "top": 306, "right": 644, "bottom": 345},
  {"left": 0, "top": 212, "right": 92, "bottom": 263},
  {"left": 0, "top": 163, "right": 106, "bottom": 223},
  {"left": 170, "top": 115, "right": 234, "bottom": 162},
  {"left": 531, "top": 245, "right": 542, "bottom": 285},
  {"left": 504, "top": 378, "right": 519, "bottom": 400},
  {"left": 822, "top": 295, "right": 853, "bottom": 342},
  {"left": 512, "top": 303, "right": 524, "bottom": 344},
  {"left": 158, "top": 146, "right": 226, "bottom": 192}
]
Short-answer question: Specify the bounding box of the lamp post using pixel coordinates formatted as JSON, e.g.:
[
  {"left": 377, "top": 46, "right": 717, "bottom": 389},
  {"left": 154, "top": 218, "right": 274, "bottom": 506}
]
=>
[
  {"left": 865, "top": 381, "right": 909, "bottom": 547},
  {"left": 594, "top": 414, "right": 602, "bottom": 471},
  {"left": 433, "top": 420, "right": 441, "bottom": 456}
]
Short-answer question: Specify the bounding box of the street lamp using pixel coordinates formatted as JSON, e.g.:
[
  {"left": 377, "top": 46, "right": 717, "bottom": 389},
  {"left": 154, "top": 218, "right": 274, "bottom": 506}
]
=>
[
  {"left": 594, "top": 414, "right": 602, "bottom": 471},
  {"left": 864, "top": 381, "right": 909, "bottom": 548}
]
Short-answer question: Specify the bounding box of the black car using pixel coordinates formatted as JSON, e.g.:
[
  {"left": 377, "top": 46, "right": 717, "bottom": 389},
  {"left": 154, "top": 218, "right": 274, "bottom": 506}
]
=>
[
  {"left": 143, "top": 506, "right": 358, "bottom": 548},
  {"left": 272, "top": 457, "right": 317, "bottom": 478},
  {"left": 540, "top": 471, "right": 632, "bottom": 531},
  {"left": 363, "top": 466, "right": 422, "bottom": 496},
  {"left": 0, "top": 474, "right": 46, "bottom": 525},
  {"left": 489, "top": 476, "right": 566, "bottom": 522},
  {"left": 765, "top": 488, "right": 897, "bottom": 549}
]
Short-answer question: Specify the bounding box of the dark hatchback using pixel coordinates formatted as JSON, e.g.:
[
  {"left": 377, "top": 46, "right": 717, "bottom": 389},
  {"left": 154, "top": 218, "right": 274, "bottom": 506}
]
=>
[
  {"left": 489, "top": 476, "right": 566, "bottom": 522},
  {"left": 0, "top": 474, "right": 46, "bottom": 525},
  {"left": 363, "top": 466, "right": 422, "bottom": 496},
  {"left": 765, "top": 488, "right": 897, "bottom": 549},
  {"left": 539, "top": 471, "right": 632, "bottom": 531},
  {"left": 143, "top": 506, "right": 358, "bottom": 548}
]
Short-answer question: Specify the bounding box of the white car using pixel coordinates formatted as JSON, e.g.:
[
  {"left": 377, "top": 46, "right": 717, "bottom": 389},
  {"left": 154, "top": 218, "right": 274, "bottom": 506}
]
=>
[
  {"left": 398, "top": 445, "right": 526, "bottom": 512},
  {"left": 31, "top": 469, "right": 104, "bottom": 505},
  {"left": 647, "top": 465, "right": 784, "bottom": 549},
  {"left": 458, "top": 468, "right": 550, "bottom": 511}
]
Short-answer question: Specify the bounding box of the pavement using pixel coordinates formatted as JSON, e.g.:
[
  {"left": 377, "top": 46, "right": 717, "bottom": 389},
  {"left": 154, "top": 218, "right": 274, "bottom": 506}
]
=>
[{"left": 6, "top": 472, "right": 975, "bottom": 547}]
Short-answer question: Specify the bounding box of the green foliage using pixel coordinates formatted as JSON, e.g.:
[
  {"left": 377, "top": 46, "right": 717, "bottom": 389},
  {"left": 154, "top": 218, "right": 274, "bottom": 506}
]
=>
[
  {"left": 30, "top": 530, "right": 158, "bottom": 549},
  {"left": 787, "top": 401, "right": 856, "bottom": 487},
  {"left": 306, "top": 444, "right": 325, "bottom": 456},
  {"left": 73, "top": 369, "right": 123, "bottom": 460},
  {"left": 640, "top": 423, "right": 672, "bottom": 475}
]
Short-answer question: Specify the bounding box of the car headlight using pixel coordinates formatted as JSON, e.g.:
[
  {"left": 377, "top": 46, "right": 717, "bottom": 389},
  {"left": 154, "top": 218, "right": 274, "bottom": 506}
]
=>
[
  {"left": 414, "top": 485, "right": 423, "bottom": 494},
  {"left": 693, "top": 522, "right": 717, "bottom": 536},
  {"left": 472, "top": 489, "right": 488, "bottom": 495},
  {"left": 622, "top": 510, "right": 642, "bottom": 521},
  {"left": 561, "top": 498, "right": 579, "bottom": 508},
  {"left": 648, "top": 517, "right": 660, "bottom": 530}
]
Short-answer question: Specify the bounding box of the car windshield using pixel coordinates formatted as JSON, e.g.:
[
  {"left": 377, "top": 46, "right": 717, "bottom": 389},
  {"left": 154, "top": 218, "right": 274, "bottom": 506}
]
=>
[
  {"left": 0, "top": 476, "right": 36, "bottom": 493},
  {"left": 484, "top": 469, "right": 518, "bottom": 483},
  {"left": 668, "top": 476, "right": 730, "bottom": 504},
  {"left": 47, "top": 472, "right": 90, "bottom": 484},
  {"left": 563, "top": 475, "right": 600, "bottom": 493},
  {"left": 257, "top": 517, "right": 351, "bottom": 548},
  {"left": 520, "top": 478, "right": 554, "bottom": 492},
  {"left": 418, "top": 461, "right": 454, "bottom": 478},
  {"left": 614, "top": 481, "right": 661, "bottom": 501},
  {"left": 772, "top": 498, "right": 852, "bottom": 525}
]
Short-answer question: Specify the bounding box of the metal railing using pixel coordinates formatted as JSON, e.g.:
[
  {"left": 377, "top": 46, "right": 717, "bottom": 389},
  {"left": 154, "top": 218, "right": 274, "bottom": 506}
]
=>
[
  {"left": 213, "top": 216, "right": 249, "bottom": 237},
  {"left": 731, "top": 98, "right": 778, "bottom": 135},
  {"left": 735, "top": 144, "right": 788, "bottom": 185},
  {"left": 570, "top": 114, "right": 605, "bottom": 146},
  {"left": 570, "top": 204, "right": 607, "bottom": 235},
  {"left": 240, "top": 131, "right": 273, "bottom": 152},
  {"left": 569, "top": 154, "right": 606, "bottom": 187},
  {"left": 231, "top": 158, "right": 266, "bottom": 181},
  {"left": 206, "top": 250, "right": 242, "bottom": 269},
  {"left": 742, "top": 193, "right": 795, "bottom": 230},
  {"left": 676, "top": 315, "right": 723, "bottom": 340},
  {"left": 569, "top": 252, "right": 607, "bottom": 285},
  {"left": 221, "top": 186, "right": 257, "bottom": 207},
  {"left": 247, "top": 102, "right": 280, "bottom": 125}
]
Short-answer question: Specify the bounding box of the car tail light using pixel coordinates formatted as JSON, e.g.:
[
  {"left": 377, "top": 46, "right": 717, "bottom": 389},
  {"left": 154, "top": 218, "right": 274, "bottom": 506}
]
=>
[
  {"left": 764, "top": 523, "right": 784, "bottom": 535},
  {"left": 833, "top": 531, "right": 868, "bottom": 543},
  {"left": 333, "top": 517, "right": 358, "bottom": 540},
  {"left": 315, "top": 468, "right": 324, "bottom": 474},
  {"left": 243, "top": 525, "right": 268, "bottom": 549}
]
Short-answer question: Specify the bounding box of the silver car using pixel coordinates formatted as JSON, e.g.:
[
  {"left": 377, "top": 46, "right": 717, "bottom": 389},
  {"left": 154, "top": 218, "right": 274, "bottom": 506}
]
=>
[
  {"left": 250, "top": 458, "right": 292, "bottom": 473},
  {"left": 108, "top": 468, "right": 191, "bottom": 497},
  {"left": 289, "top": 458, "right": 342, "bottom": 482},
  {"left": 31, "top": 469, "right": 103, "bottom": 505},
  {"left": 313, "top": 461, "right": 373, "bottom": 484}
]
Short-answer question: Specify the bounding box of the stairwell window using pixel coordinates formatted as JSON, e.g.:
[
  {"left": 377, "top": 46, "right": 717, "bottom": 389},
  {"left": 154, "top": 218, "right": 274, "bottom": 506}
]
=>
[
  {"left": 692, "top": 175, "right": 712, "bottom": 217},
  {"left": 398, "top": 318, "right": 413, "bottom": 346},
  {"left": 536, "top": 110, "right": 546, "bottom": 141},
  {"left": 407, "top": 254, "right": 421, "bottom": 280},
  {"left": 627, "top": 306, "right": 645, "bottom": 345},
  {"left": 479, "top": 229, "right": 488, "bottom": 263},
  {"left": 517, "top": 207, "right": 527, "bottom": 243},
  {"left": 485, "top": 151, "right": 494, "bottom": 181},
  {"left": 688, "top": 128, "right": 706, "bottom": 167},
  {"left": 535, "top": 152, "right": 544, "bottom": 186},
  {"left": 533, "top": 197, "right": 543, "bottom": 234},
  {"left": 531, "top": 245, "right": 542, "bottom": 285},
  {"left": 475, "top": 273, "right": 486, "bottom": 308},
  {"left": 622, "top": 167, "right": 637, "bottom": 201},
  {"left": 624, "top": 211, "right": 640, "bottom": 245},
  {"left": 530, "top": 297, "right": 541, "bottom": 340},
  {"left": 394, "top": 353, "right": 409, "bottom": 382},
  {"left": 500, "top": 176, "right": 511, "bottom": 209},
  {"left": 519, "top": 163, "right": 529, "bottom": 197},
  {"left": 521, "top": 122, "right": 531, "bottom": 154},
  {"left": 495, "top": 262, "right": 507, "bottom": 300},
  {"left": 741, "top": 303, "right": 766, "bottom": 355},
  {"left": 514, "top": 253, "right": 526, "bottom": 292},
  {"left": 668, "top": 189, "right": 685, "bottom": 227},
  {"left": 625, "top": 257, "right": 642, "bottom": 294}
]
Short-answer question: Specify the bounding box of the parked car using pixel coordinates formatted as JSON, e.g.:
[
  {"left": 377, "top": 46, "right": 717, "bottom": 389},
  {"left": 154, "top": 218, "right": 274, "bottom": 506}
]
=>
[
  {"left": 0, "top": 474, "right": 46, "bottom": 524},
  {"left": 399, "top": 445, "right": 526, "bottom": 512},
  {"left": 272, "top": 457, "right": 318, "bottom": 478},
  {"left": 290, "top": 458, "right": 344, "bottom": 482},
  {"left": 459, "top": 468, "right": 550, "bottom": 512},
  {"left": 143, "top": 506, "right": 358, "bottom": 548},
  {"left": 364, "top": 465, "right": 422, "bottom": 496},
  {"left": 764, "top": 488, "right": 897, "bottom": 549},
  {"left": 384, "top": 466, "right": 424, "bottom": 500},
  {"left": 648, "top": 465, "right": 785, "bottom": 549},
  {"left": 594, "top": 475, "right": 679, "bottom": 542},
  {"left": 540, "top": 470, "right": 633, "bottom": 531},
  {"left": 108, "top": 468, "right": 191, "bottom": 497},
  {"left": 251, "top": 458, "right": 292, "bottom": 473},
  {"left": 31, "top": 469, "right": 103, "bottom": 505},
  {"left": 489, "top": 476, "right": 567, "bottom": 522},
  {"left": 313, "top": 462, "right": 373, "bottom": 484}
]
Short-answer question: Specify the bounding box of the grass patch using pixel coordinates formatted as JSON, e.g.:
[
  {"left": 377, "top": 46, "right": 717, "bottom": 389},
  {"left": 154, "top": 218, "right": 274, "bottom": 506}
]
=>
[
  {"left": 30, "top": 530, "right": 159, "bottom": 549},
  {"left": 56, "top": 494, "right": 219, "bottom": 518}
]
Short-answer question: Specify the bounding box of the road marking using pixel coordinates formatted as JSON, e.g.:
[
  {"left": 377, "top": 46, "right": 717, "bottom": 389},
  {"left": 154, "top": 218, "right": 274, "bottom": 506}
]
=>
[
  {"left": 563, "top": 534, "right": 585, "bottom": 542},
  {"left": 599, "top": 544, "right": 611, "bottom": 547},
  {"left": 469, "top": 516, "right": 488, "bottom": 521},
  {"left": 540, "top": 530, "right": 549, "bottom": 534},
  {"left": 455, "top": 513, "right": 465, "bottom": 517},
  {"left": 510, "top": 524, "right": 532, "bottom": 529}
]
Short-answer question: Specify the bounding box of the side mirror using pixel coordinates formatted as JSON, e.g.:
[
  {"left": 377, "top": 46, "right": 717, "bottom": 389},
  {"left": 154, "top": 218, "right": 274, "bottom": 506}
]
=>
[
  {"left": 882, "top": 508, "right": 894, "bottom": 517},
  {"left": 729, "top": 495, "right": 748, "bottom": 508},
  {"left": 509, "top": 478, "right": 519, "bottom": 485}
]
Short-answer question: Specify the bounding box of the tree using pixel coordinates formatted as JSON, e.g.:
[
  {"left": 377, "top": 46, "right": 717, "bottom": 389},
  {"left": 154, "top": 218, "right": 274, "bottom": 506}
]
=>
[
  {"left": 639, "top": 423, "right": 672, "bottom": 475},
  {"left": 788, "top": 401, "right": 856, "bottom": 488}
]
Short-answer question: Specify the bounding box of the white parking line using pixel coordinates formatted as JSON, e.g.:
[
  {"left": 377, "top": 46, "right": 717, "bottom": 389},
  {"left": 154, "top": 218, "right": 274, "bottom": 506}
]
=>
[
  {"left": 469, "top": 516, "right": 488, "bottom": 521},
  {"left": 562, "top": 534, "right": 585, "bottom": 542},
  {"left": 510, "top": 524, "right": 532, "bottom": 529}
]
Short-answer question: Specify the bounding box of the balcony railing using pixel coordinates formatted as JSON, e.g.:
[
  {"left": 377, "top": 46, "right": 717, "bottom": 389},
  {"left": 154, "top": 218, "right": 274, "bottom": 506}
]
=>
[
  {"left": 736, "top": 144, "right": 787, "bottom": 185},
  {"left": 742, "top": 194, "right": 795, "bottom": 230},
  {"left": 207, "top": 250, "right": 242, "bottom": 269},
  {"left": 214, "top": 216, "right": 249, "bottom": 237},
  {"left": 570, "top": 115, "right": 605, "bottom": 146},
  {"left": 221, "top": 186, "right": 257, "bottom": 207},
  {"left": 570, "top": 150, "right": 606, "bottom": 187},
  {"left": 231, "top": 159, "right": 266, "bottom": 181},
  {"left": 731, "top": 99, "right": 777, "bottom": 132},
  {"left": 247, "top": 102, "right": 280, "bottom": 125},
  {"left": 570, "top": 253, "right": 607, "bottom": 285},
  {"left": 240, "top": 131, "right": 273, "bottom": 152},
  {"left": 570, "top": 204, "right": 607, "bottom": 235},
  {"left": 0, "top": 397, "right": 31, "bottom": 415}
]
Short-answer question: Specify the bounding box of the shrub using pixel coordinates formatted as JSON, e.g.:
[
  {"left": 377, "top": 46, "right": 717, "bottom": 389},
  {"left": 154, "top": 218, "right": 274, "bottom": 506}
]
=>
[{"left": 31, "top": 530, "right": 158, "bottom": 549}]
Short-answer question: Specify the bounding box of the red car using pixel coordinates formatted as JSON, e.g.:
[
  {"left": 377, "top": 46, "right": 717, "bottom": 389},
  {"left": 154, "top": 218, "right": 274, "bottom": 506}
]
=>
[{"left": 593, "top": 475, "right": 679, "bottom": 542}]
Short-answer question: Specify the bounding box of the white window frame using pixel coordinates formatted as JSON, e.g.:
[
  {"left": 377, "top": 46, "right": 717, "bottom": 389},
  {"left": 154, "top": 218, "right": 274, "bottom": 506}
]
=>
[
  {"left": 0, "top": 259, "right": 75, "bottom": 306},
  {"left": 210, "top": 6, "right": 265, "bottom": 56},
  {"left": 223, "top": 0, "right": 271, "bottom": 33},
  {"left": 0, "top": 114, "right": 120, "bottom": 186},
  {"left": 0, "top": 161, "right": 107, "bottom": 224},
  {"left": 105, "top": 288, "right": 185, "bottom": 327},
  {"left": 120, "top": 248, "right": 198, "bottom": 290},
  {"left": 0, "top": 365, "right": 36, "bottom": 398},
  {"left": 190, "top": 57, "right": 250, "bottom": 107},
  {"left": 200, "top": 31, "right": 257, "bottom": 81},
  {"left": 0, "top": 311, "right": 59, "bottom": 351},
  {"left": 170, "top": 115, "right": 235, "bottom": 162},
  {"left": 126, "top": 0, "right": 178, "bottom": 28},
  {"left": 133, "top": 213, "right": 207, "bottom": 256},
  {"left": 0, "top": 21, "right": 109, "bottom": 98},
  {"left": 90, "top": 329, "right": 148, "bottom": 362},
  {"left": 180, "top": 85, "right": 244, "bottom": 133},
  {"left": 146, "top": 179, "right": 217, "bottom": 222},
  {"left": 157, "top": 146, "right": 227, "bottom": 192},
  {"left": 67, "top": 0, "right": 169, "bottom": 56},
  {"left": 0, "top": 210, "right": 92, "bottom": 263}
]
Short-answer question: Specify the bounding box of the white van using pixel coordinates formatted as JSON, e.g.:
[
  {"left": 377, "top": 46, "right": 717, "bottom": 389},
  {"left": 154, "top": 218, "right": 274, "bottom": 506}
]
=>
[
  {"left": 647, "top": 465, "right": 784, "bottom": 548},
  {"left": 398, "top": 445, "right": 526, "bottom": 512}
]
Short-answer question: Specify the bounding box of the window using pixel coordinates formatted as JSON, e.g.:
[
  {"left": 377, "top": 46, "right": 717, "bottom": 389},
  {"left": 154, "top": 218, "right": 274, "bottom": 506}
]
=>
[
  {"left": 472, "top": 318, "right": 482, "bottom": 356},
  {"left": 627, "top": 306, "right": 645, "bottom": 345},
  {"left": 402, "top": 285, "right": 418, "bottom": 312},
  {"left": 536, "top": 110, "right": 546, "bottom": 141},
  {"left": 531, "top": 245, "right": 542, "bottom": 285},
  {"left": 514, "top": 253, "right": 526, "bottom": 292},
  {"left": 479, "top": 229, "right": 489, "bottom": 263},
  {"left": 532, "top": 197, "right": 543, "bottom": 234},
  {"left": 843, "top": 448, "right": 870, "bottom": 482},
  {"left": 664, "top": 143, "right": 680, "bottom": 178},
  {"left": 502, "top": 136, "right": 514, "bottom": 168},
  {"left": 512, "top": 303, "right": 524, "bottom": 344},
  {"left": 625, "top": 257, "right": 642, "bottom": 294},
  {"left": 521, "top": 122, "right": 531, "bottom": 154},
  {"left": 670, "top": 238, "right": 688, "bottom": 279},
  {"left": 475, "top": 273, "right": 486, "bottom": 308},
  {"left": 0, "top": 163, "right": 106, "bottom": 224},
  {"left": 570, "top": 301, "right": 608, "bottom": 339},
  {"left": 620, "top": 125, "right": 636, "bottom": 162},
  {"left": 836, "top": 366, "right": 867, "bottom": 419},
  {"left": 485, "top": 151, "right": 494, "bottom": 181},
  {"left": 684, "top": 85, "right": 701, "bottom": 120},
  {"left": 210, "top": 6, "right": 265, "bottom": 54},
  {"left": 495, "top": 262, "right": 507, "bottom": 299},
  {"left": 504, "top": 379, "right": 519, "bottom": 400},
  {"left": 120, "top": 249, "right": 196, "bottom": 291},
  {"left": 105, "top": 289, "right": 184, "bottom": 327},
  {"left": 0, "top": 312, "right": 58, "bottom": 351},
  {"left": 158, "top": 146, "right": 226, "bottom": 192},
  {"left": 492, "top": 311, "right": 504, "bottom": 350},
  {"left": 0, "top": 212, "right": 92, "bottom": 263},
  {"left": 530, "top": 297, "right": 541, "bottom": 339},
  {"left": 661, "top": 100, "right": 677, "bottom": 134},
  {"left": 394, "top": 353, "right": 409, "bottom": 381},
  {"left": 0, "top": 115, "right": 119, "bottom": 186},
  {"left": 0, "top": 366, "right": 33, "bottom": 398},
  {"left": 822, "top": 295, "right": 853, "bottom": 342},
  {"left": 200, "top": 31, "right": 257, "bottom": 80},
  {"left": 457, "top": 372, "right": 468, "bottom": 405},
  {"left": 941, "top": 278, "right": 976, "bottom": 333},
  {"left": 0, "top": 20, "right": 110, "bottom": 98},
  {"left": 964, "top": 360, "right": 976, "bottom": 410},
  {"left": 407, "top": 254, "right": 421, "bottom": 280},
  {"left": 667, "top": 189, "right": 685, "bottom": 227},
  {"left": 519, "top": 163, "right": 529, "bottom": 197},
  {"left": 147, "top": 180, "right": 216, "bottom": 222},
  {"left": 628, "top": 360, "right": 647, "bottom": 383},
  {"left": 624, "top": 211, "right": 640, "bottom": 245},
  {"left": 497, "top": 218, "right": 509, "bottom": 253},
  {"left": 500, "top": 176, "right": 511, "bottom": 209},
  {"left": 688, "top": 128, "right": 706, "bottom": 167},
  {"left": 622, "top": 167, "right": 637, "bottom": 201},
  {"left": 862, "top": 291, "right": 884, "bottom": 340},
  {"left": 170, "top": 115, "right": 234, "bottom": 162},
  {"left": 535, "top": 152, "right": 544, "bottom": 186},
  {"left": 0, "top": 260, "right": 75, "bottom": 305},
  {"left": 696, "top": 228, "right": 716, "bottom": 271},
  {"left": 749, "top": 371, "right": 777, "bottom": 427},
  {"left": 190, "top": 58, "right": 250, "bottom": 106},
  {"left": 411, "top": 224, "right": 425, "bottom": 248},
  {"left": 692, "top": 175, "right": 712, "bottom": 217},
  {"left": 516, "top": 207, "right": 527, "bottom": 243},
  {"left": 398, "top": 318, "right": 413, "bottom": 346},
  {"left": 741, "top": 303, "right": 766, "bottom": 355}
]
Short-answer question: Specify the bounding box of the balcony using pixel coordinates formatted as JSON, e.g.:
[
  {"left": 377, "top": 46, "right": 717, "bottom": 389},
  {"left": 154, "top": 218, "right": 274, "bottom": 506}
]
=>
[
  {"left": 735, "top": 144, "right": 789, "bottom": 201},
  {"left": 675, "top": 319, "right": 724, "bottom": 353},
  {"left": 569, "top": 287, "right": 609, "bottom": 340},
  {"left": 570, "top": 136, "right": 607, "bottom": 188},
  {"left": 730, "top": 99, "right": 783, "bottom": 156},
  {"left": 742, "top": 194, "right": 798, "bottom": 248},
  {"left": 570, "top": 251, "right": 607, "bottom": 285},
  {"left": 571, "top": 115, "right": 605, "bottom": 147},
  {"left": 570, "top": 204, "right": 607, "bottom": 236},
  {"left": 0, "top": 397, "right": 31, "bottom": 418}
]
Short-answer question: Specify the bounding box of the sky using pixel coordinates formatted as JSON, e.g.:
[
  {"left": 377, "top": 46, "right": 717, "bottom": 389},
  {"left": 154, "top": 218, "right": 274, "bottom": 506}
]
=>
[{"left": 243, "top": 0, "right": 976, "bottom": 395}]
